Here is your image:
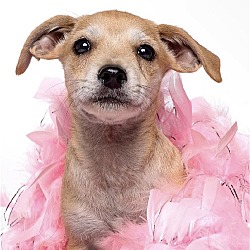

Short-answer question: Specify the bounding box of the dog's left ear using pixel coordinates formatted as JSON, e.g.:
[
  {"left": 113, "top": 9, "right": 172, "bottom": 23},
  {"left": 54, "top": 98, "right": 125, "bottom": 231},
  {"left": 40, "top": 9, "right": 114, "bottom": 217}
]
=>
[
  {"left": 16, "top": 15, "right": 76, "bottom": 75},
  {"left": 158, "top": 24, "right": 222, "bottom": 82}
]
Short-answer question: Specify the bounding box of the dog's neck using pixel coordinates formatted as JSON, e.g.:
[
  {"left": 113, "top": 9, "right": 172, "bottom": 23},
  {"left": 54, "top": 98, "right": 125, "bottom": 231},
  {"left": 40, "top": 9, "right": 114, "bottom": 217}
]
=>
[
  {"left": 69, "top": 110, "right": 158, "bottom": 175},
  {"left": 67, "top": 102, "right": 184, "bottom": 190}
]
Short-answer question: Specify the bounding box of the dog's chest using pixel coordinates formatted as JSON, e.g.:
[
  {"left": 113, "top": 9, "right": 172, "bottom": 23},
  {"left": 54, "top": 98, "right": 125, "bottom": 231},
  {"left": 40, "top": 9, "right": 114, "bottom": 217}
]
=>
[
  {"left": 64, "top": 126, "right": 156, "bottom": 229},
  {"left": 84, "top": 163, "right": 151, "bottom": 222}
]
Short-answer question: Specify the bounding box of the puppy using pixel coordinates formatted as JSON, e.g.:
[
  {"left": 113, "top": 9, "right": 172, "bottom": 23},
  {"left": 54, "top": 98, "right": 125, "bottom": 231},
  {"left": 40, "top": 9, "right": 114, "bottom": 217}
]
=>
[{"left": 16, "top": 10, "right": 221, "bottom": 249}]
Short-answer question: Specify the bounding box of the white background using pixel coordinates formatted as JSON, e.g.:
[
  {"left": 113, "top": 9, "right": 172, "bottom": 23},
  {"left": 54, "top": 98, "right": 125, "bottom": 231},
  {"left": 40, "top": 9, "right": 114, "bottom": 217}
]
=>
[{"left": 0, "top": 0, "right": 249, "bottom": 205}]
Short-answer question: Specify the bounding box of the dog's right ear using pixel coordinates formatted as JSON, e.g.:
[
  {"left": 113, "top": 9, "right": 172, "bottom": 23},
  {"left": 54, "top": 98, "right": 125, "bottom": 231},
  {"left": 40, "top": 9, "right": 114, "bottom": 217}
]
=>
[{"left": 16, "top": 15, "right": 76, "bottom": 75}]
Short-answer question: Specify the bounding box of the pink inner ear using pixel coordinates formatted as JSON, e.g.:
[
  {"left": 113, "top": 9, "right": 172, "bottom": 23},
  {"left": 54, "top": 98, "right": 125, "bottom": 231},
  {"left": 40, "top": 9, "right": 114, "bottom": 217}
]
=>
[
  {"left": 177, "top": 48, "right": 201, "bottom": 69},
  {"left": 31, "top": 31, "right": 64, "bottom": 56},
  {"left": 163, "top": 38, "right": 201, "bottom": 70}
]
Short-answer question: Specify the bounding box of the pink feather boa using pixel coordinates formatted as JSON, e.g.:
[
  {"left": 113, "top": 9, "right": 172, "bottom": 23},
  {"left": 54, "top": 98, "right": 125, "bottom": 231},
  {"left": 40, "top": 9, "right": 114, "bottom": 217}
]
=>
[{"left": 1, "top": 71, "right": 249, "bottom": 249}]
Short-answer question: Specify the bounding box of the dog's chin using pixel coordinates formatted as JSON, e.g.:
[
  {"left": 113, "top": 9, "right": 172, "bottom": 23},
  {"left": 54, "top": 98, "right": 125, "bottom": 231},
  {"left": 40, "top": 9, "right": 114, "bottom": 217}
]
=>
[{"left": 79, "top": 100, "right": 142, "bottom": 125}]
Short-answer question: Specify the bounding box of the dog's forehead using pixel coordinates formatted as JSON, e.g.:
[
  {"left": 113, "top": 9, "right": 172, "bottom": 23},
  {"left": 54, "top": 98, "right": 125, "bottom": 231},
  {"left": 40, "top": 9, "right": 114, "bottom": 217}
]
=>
[{"left": 74, "top": 10, "right": 158, "bottom": 42}]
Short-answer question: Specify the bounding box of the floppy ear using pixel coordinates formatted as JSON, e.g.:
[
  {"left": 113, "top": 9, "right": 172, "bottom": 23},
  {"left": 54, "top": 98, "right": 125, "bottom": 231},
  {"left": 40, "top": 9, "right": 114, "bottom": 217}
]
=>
[
  {"left": 16, "top": 15, "right": 76, "bottom": 75},
  {"left": 158, "top": 24, "right": 222, "bottom": 83}
]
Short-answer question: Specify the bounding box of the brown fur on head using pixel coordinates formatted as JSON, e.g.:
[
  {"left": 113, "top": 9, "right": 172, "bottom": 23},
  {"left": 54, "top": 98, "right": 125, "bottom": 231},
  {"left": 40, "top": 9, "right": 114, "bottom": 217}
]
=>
[{"left": 16, "top": 10, "right": 221, "bottom": 249}]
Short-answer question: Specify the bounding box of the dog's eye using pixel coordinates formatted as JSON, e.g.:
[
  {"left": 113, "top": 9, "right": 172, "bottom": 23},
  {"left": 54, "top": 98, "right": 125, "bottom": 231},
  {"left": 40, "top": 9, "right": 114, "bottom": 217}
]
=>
[
  {"left": 73, "top": 38, "right": 91, "bottom": 55},
  {"left": 137, "top": 44, "right": 155, "bottom": 61}
]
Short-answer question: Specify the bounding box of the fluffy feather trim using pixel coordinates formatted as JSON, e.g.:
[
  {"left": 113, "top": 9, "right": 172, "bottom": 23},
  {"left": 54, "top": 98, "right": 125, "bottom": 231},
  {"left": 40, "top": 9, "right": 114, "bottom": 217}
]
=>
[{"left": 1, "top": 72, "right": 249, "bottom": 249}]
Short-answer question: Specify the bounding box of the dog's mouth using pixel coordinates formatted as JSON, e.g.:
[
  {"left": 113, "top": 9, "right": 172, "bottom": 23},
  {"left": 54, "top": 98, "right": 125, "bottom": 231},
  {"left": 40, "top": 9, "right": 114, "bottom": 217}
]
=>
[
  {"left": 78, "top": 90, "right": 147, "bottom": 124},
  {"left": 91, "top": 95, "right": 129, "bottom": 109},
  {"left": 76, "top": 85, "right": 147, "bottom": 124}
]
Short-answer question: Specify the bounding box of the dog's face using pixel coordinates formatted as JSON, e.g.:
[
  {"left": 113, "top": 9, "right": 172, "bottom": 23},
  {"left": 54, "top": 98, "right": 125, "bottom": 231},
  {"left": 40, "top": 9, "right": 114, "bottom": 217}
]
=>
[
  {"left": 61, "top": 12, "right": 169, "bottom": 124},
  {"left": 16, "top": 10, "right": 221, "bottom": 124}
]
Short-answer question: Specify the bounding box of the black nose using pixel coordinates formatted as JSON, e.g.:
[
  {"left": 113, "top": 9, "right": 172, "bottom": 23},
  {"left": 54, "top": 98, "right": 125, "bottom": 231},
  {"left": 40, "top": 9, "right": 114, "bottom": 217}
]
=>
[{"left": 98, "top": 66, "right": 127, "bottom": 89}]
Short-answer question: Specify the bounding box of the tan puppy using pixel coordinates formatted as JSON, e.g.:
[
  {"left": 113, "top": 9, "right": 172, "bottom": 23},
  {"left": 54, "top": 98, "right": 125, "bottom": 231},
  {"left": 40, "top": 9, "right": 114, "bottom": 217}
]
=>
[{"left": 16, "top": 10, "right": 221, "bottom": 249}]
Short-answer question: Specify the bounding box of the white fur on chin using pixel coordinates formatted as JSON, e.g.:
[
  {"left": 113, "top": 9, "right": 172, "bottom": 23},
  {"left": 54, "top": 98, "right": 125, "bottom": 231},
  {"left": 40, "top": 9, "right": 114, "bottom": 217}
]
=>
[{"left": 78, "top": 102, "right": 143, "bottom": 125}]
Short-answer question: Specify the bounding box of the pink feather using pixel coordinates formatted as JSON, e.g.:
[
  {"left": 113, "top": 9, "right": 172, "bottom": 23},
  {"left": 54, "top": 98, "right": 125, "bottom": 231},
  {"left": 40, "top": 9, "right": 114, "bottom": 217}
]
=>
[{"left": 1, "top": 72, "right": 249, "bottom": 249}]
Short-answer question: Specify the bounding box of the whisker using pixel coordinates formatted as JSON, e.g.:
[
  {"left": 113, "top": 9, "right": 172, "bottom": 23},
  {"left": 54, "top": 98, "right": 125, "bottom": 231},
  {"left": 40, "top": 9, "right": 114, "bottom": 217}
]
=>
[
  {"left": 66, "top": 86, "right": 88, "bottom": 111},
  {"left": 48, "top": 79, "right": 97, "bottom": 126},
  {"left": 53, "top": 87, "right": 84, "bottom": 120},
  {"left": 45, "top": 81, "right": 66, "bottom": 91},
  {"left": 128, "top": 87, "right": 153, "bottom": 104}
]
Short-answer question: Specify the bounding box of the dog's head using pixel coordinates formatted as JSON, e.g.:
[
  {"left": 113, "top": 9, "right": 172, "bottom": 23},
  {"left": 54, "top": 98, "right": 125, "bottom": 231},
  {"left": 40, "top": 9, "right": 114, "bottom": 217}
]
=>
[{"left": 16, "top": 10, "right": 221, "bottom": 124}]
